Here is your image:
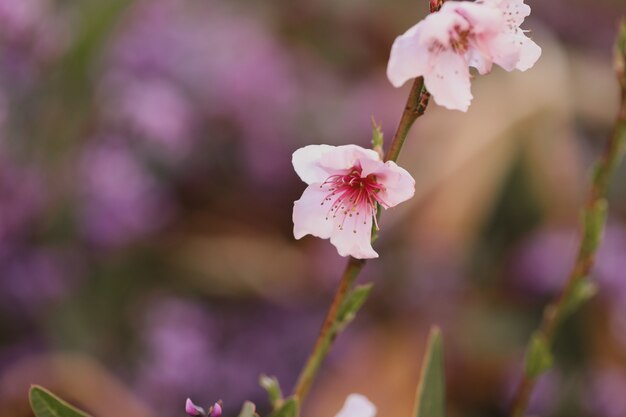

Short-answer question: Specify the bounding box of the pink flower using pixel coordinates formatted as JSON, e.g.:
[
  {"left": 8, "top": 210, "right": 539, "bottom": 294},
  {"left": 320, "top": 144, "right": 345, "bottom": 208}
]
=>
[
  {"left": 184, "top": 399, "right": 222, "bottom": 417},
  {"left": 387, "top": 0, "right": 541, "bottom": 111},
  {"left": 185, "top": 398, "right": 205, "bottom": 416},
  {"left": 335, "top": 394, "right": 377, "bottom": 417},
  {"left": 292, "top": 145, "right": 415, "bottom": 259}
]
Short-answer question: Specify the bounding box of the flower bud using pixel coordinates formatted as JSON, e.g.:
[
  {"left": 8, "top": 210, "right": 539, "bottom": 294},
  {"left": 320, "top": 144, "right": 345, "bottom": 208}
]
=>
[{"left": 185, "top": 398, "right": 206, "bottom": 417}]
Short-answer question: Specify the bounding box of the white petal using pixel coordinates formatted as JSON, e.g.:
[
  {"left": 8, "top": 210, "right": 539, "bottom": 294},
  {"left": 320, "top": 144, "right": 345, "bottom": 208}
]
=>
[
  {"left": 387, "top": 22, "right": 429, "bottom": 88},
  {"left": 292, "top": 144, "right": 337, "bottom": 185},
  {"left": 335, "top": 394, "right": 377, "bottom": 417},
  {"left": 485, "top": 32, "right": 523, "bottom": 71},
  {"left": 498, "top": 0, "right": 531, "bottom": 27},
  {"left": 467, "top": 47, "right": 492, "bottom": 74},
  {"left": 320, "top": 144, "right": 381, "bottom": 172},
  {"left": 423, "top": 50, "right": 472, "bottom": 112},
  {"left": 293, "top": 183, "right": 335, "bottom": 240},
  {"left": 329, "top": 207, "right": 378, "bottom": 259},
  {"left": 514, "top": 32, "right": 541, "bottom": 71}
]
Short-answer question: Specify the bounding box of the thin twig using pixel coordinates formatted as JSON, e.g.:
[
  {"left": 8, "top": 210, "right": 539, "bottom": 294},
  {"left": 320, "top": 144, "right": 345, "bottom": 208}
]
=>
[{"left": 509, "top": 21, "right": 626, "bottom": 417}]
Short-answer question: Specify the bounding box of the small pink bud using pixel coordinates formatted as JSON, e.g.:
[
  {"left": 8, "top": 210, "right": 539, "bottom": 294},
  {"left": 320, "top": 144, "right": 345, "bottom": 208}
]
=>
[
  {"left": 209, "top": 401, "right": 223, "bottom": 417},
  {"left": 185, "top": 398, "right": 205, "bottom": 416}
]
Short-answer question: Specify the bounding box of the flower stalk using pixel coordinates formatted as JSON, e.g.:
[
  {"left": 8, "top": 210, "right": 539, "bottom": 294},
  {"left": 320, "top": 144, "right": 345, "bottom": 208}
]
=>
[{"left": 509, "top": 19, "right": 626, "bottom": 417}]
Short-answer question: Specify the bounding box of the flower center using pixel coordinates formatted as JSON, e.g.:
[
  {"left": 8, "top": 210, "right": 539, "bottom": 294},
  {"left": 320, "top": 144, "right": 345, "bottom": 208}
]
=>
[
  {"left": 450, "top": 26, "right": 471, "bottom": 53},
  {"left": 319, "top": 167, "right": 387, "bottom": 233}
]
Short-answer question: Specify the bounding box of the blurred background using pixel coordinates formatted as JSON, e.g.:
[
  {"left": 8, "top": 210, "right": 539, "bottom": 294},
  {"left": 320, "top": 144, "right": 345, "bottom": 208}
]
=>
[{"left": 0, "top": 0, "right": 625, "bottom": 416}]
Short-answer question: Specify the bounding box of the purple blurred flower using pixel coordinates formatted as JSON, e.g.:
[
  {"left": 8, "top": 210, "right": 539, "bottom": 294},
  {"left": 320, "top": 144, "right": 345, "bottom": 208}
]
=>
[
  {"left": 0, "top": 0, "right": 65, "bottom": 87},
  {"left": 510, "top": 222, "right": 626, "bottom": 297},
  {"left": 0, "top": 247, "right": 80, "bottom": 317},
  {"left": 585, "top": 368, "right": 626, "bottom": 417},
  {"left": 0, "top": 156, "right": 46, "bottom": 253},
  {"left": 503, "top": 369, "right": 560, "bottom": 416},
  {"left": 78, "top": 139, "right": 175, "bottom": 248},
  {"left": 101, "top": 75, "right": 196, "bottom": 164},
  {"left": 133, "top": 296, "right": 317, "bottom": 415},
  {"left": 106, "top": 0, "right": 298, "bottom": 183}
]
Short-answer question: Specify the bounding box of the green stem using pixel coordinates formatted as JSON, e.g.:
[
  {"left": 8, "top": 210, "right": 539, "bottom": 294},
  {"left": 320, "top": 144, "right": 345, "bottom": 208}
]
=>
[
  {"left": 292, "top": 257, "right": 365, "bottom": 400},
  {"left": 509, "top": 23, "right": 626, "bottom": 417},
  {"left": 292, "top": 77, "right": 431, "bottom": 403}
]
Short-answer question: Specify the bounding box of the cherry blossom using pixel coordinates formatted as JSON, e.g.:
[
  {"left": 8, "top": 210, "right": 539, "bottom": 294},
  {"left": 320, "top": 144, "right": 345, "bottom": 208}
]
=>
[
  {"left": 292, "top": 144, "right": 415, "bottom": 259},
  {"left": 387, "top": 0, "right": 541, "bottom": 111},
  {"left": 335, "top": 394, "right": 377, "bottom": 417}
]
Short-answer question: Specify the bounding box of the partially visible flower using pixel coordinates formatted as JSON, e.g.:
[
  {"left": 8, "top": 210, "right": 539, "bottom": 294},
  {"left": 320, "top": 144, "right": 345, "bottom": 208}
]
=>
[
  {"left": 184, "top": 399, "right": 222, "bottom": 417},
  {"left": 585, "top": 368, "right": 626, "bottom": 417},
  {"left": 335, "top": 394, "right": 377, "bottom": 417},
  {"left": 387, "top": 0, "right": 541, "bottom": 111},
  {"left": 185, "top": 398, "right": 205, "bottom": 416},
  {"left": 292, "top": 144, "right": 415, "bottom": 259}
]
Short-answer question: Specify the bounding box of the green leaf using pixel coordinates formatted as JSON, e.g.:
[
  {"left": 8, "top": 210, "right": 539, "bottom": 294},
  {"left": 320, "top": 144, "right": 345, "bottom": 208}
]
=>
[
  {"left": 561, "top": 277, "right": 597, "bottom": 319},
  {"left": 524, "top": 333, "right": 553, "bottom": 378},
  {"left": 371, "top": 117, "right": 384, "bottom": 157},
  {"left": 335, "top": 283, "right": 374, "bottom": 332},
  {"left": 259, "top": 374, "right": 284, "bottom": 408},
  {"left": 29, "top": 385, "right": 92, "bottom": 417},
  {"left": 238, "top": 401, "right": 258, "bottom": 417},
  {"left": 580, "top": 199, "right": 608, "bottom": 257},
  {"left": 269, "top": 397, "right": 299, "bottom": 417},
  {"left": 413, "top": 327, "right": 446, "bottom": 417}
]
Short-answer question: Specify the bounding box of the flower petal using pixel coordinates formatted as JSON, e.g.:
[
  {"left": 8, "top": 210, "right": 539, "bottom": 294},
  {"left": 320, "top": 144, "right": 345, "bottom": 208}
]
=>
[
  {"left": 329, "top": 208, "right": 378, "bottom": 259},
  {"left": 335, "top": 394, "right": 377, "bottom": 417},
  {"left": 514, "top": 31, "right": 541, "bottom": 71},
  {"left": 423, "top": 50, "right": 472, "bottom": 111},
  {"left": 359, "top": 158, "right": 416, "bottom": 207},
  {"left": 319, "top": 145, "right": 381, "bottom": 172},
  {"left": 292, "top": 144, "right": 337, "bottom": 185},
  {"left": 293, "top": 183, "right": 336, "bottom": 240},
  {"left": 387, "top": 22, "right": 429, "bottom": 88}
]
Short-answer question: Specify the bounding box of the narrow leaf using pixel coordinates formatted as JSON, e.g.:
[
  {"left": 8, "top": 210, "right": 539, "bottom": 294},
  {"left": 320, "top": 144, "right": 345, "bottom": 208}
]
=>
[
  {"left": 335, "top": 283, "right": 374, "bottom": 332},
  {"left": 371, "top": 117, "right": 384, "bottom": 158},
  {"left": 269, "top": 397, "right": 299, "bottom": 417},
  {"left": 29, "top": 385, "right": 92, "bottom": 417},
  {"left": 259, "top": 374, "right": 284, "bottom": 408},
  {"left": 561, "top": 277, "right": 597, "bottom": 319},
  {"left": 524, "top": 333, "right": 553, "bottom": 378},
  {"left": 413, "top": 327, "right": 446, "bottom": 417}
]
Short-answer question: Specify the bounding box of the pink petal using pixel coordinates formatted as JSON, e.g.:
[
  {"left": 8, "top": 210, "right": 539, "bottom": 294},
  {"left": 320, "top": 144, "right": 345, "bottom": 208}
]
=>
[
  {"left": 419, "top": 5, "right": 470, "bottom": 47},
  {"left": 185, "top": 399, "right": 204, "bottom": 416},
  {"left": 387, "top": 22, "right": 430, "bottom": 88},
  {"left": 293, "top": 183, "right": 336, "bottom": 240},
  {"left": 292, "top": 144, "right": 337, "bottom": 185},
  {"left": 452, "top": 1, "right": 504, "bottom": 35},
  {"left": 423, "top": 50, "right": 472, "bottom": 112},
  {"left": 359, "top": 158, "right": 416, "bottom": 207},
  {"left": 329, "top": 209, "right": 378, "bottom": 259},
  {"left": 377, "top": 162, "right": 416, "bottom": 207},
  {"left": 335, "top": 394, "right": 377, "bottom": 417}
]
